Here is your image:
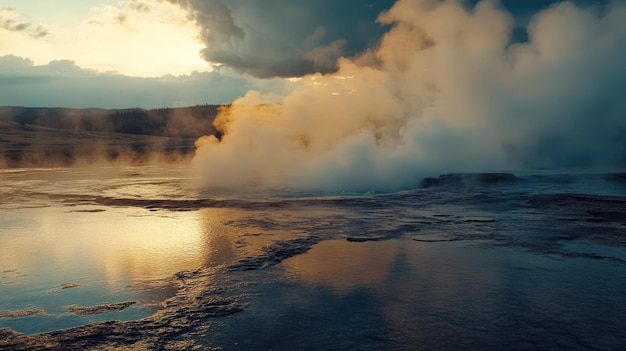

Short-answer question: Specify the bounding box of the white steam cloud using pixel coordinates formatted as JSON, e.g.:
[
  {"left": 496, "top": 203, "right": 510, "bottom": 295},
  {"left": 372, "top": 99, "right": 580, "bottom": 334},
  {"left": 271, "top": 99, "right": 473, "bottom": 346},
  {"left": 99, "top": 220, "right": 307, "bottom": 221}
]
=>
[{"left": 193, "top": 0, "right": 626, "bottom": 192}]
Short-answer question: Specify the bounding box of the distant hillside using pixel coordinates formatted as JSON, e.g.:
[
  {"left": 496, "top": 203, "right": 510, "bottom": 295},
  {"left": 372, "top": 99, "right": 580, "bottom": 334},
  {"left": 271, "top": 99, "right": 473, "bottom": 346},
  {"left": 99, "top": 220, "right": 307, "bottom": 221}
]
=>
[
  {"left": 0, "top": 105, "right": 224, "bottom": 167},
  {"left": 0, "top": 105, "right": 223, "bottom": 138}
]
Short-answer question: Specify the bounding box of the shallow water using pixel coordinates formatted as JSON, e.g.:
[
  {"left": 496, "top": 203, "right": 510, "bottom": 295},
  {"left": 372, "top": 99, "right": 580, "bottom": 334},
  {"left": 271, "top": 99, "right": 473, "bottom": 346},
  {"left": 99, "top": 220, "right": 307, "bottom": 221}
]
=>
[
  {"left": 1, "top": 167, "right": 626, "bottom": 350},
  {"left": 211, "top": 239, "right": 626, "bottom": 350},
  {"left": 0, "top": 167, "right": 207, "bottom": 333}
]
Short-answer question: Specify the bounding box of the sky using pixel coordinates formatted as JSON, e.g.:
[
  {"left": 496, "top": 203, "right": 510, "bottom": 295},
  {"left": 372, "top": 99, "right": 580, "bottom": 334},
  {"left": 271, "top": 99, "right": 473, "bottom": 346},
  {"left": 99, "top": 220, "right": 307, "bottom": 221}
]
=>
[
  {"left": 0, "top": 0, "right": 612, "bottom": 109},
  {"left": 2, "top": 0, "right": 625, "bottom": 189},
  {"left": 0, "top": 0, "right": 394, "bottom": 108},
  {"left": 0, "top": 0, "right": 611, "bottom": 108}
]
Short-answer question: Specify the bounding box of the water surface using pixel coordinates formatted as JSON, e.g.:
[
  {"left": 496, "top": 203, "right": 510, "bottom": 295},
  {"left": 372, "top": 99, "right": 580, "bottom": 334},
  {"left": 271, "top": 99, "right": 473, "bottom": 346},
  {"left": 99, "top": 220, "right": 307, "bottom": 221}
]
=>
[{"left": 1, "top": 167, "right": 626, "bottom": 350}]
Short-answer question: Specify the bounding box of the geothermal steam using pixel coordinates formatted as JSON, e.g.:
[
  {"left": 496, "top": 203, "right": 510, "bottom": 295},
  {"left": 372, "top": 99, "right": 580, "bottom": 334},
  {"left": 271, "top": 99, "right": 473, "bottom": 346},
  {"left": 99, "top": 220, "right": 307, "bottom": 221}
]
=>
[{"left": 193, "top": 0, "right": 626, "bottom": 191}]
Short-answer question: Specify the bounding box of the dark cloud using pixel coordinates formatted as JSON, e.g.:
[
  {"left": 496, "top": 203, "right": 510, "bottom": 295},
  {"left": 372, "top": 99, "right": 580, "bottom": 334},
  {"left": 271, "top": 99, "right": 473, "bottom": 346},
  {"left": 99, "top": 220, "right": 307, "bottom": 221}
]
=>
[
  {"left": 0, "top": 8, "right": 49, "bottom": 38},
  {"left": 0, "top": 55, "right": 290, "bottom": 108},
  {"left": 170, "top": 0, "right": 396, "bottom": 78},
  {"left": 170, "top": 0, "right": 615, "bottom": 78}
]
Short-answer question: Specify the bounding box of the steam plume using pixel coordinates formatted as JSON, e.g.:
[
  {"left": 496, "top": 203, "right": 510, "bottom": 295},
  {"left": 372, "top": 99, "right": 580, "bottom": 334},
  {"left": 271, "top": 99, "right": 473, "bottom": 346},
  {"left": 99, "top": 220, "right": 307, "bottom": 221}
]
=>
[{"left": 193, "top": 0, "right": 626, "bottom": 192}]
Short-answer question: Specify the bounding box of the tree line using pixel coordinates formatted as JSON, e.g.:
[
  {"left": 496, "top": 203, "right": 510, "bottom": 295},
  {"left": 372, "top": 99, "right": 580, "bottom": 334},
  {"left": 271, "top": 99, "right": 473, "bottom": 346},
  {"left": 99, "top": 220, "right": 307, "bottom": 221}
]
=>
[{"left": 0, "top": 105, "right": 224, "bottom": 138}]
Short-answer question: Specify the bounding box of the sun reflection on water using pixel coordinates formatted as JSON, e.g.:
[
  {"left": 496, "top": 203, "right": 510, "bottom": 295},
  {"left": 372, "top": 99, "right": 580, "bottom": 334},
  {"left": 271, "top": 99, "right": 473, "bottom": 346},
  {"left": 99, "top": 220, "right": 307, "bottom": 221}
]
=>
[{"left": 0, "top": 166, "right": 219, "bottom": 334}]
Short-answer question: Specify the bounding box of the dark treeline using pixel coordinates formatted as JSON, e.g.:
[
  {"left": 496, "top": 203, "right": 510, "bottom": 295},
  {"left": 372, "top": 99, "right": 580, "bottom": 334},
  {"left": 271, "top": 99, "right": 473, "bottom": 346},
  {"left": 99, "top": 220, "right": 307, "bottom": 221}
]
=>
[
  {"left": 0, "top": 105, "right": 224, "bottom": 138},
  {"left": 0, "top": 105, "right": 225, "bottom": 167}
]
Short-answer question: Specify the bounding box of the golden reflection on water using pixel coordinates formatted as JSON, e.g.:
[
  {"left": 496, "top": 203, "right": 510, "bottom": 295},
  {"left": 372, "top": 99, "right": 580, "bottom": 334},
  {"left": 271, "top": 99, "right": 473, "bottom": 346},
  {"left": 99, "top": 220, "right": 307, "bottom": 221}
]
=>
[
  {"left": 4, "top": 199, "right": 235, "bottom": 288},
  {"left": 197, "top": 207, "right": 308, "bottom": 268},
  {"left": 281, "top": 240, "right": 407, "bottom": 294},
  {"left": 282, "top": 239, "right": 502, "bottom": 295},
  {"left": 281, "top": 238, "right": 504, "bottom": 305},
  {"left": 198, "top": 208, "right": 238, "bottom": 267},
  {"left": 1, "top": 202, "right": 299, "bottom": 298},
  {"left": 1, "top": 167, "right": 285, "bottom": 333},
  {"left": 0, "top": 206, "right": 206, "bottom": 289},
  {"left": 281, "top": 239, "right": 506, "bottom": 347}
]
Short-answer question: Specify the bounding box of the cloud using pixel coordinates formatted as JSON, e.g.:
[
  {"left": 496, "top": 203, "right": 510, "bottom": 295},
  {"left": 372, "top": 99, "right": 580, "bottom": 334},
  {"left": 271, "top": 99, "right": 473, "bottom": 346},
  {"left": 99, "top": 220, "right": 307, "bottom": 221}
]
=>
[
  {"left": 192, "top": 0, "right": 626, "bottom": 192},
  {"left": 0, "top": 8, "right": 49, "bottom": 38},
  {"left": 169, "top": 0, "right": 396, "bottom": 78},
  {"left": 0, "top": 1, "right": 208, "bottom": 78},
  {"left": 128, "top": 0, "right": 151, "bottom": 13},
  {"left": 0, "top": 55, "right": 293, "bottom": 108}
]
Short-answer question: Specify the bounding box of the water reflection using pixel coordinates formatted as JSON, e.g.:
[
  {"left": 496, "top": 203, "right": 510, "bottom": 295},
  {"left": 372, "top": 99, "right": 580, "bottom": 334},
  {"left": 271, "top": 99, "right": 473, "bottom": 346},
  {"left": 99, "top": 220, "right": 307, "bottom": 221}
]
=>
[
  {"left": 196, "top": 207, "right": 320, "bottom": 268},
  {"left": 274, "top": 239, "right": 626, "bottom": 350},
  {"left": 0, "top": 189, "right": 310, "bottom": 334},
  {"left": 1, "top": 166, "right": 287, "bottom": 334},
  {"left": 0, "top": 205, "right": 206, "bottom": 333},
  {"left": 198, "top": 208, "right": 238, "bottom": 267},
  {"left": 281, "top": 240, "right": 402, "bottom": 294}
]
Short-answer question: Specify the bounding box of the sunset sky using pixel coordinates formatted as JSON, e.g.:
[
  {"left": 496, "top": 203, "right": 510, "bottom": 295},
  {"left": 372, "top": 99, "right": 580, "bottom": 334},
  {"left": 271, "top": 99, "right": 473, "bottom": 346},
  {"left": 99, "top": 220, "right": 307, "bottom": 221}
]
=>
[
  {"left": 1, "top": 0, "right": 609, "bottom": 109},
  {"left": 0, "top": 0, "right": 393, "bottom": 108}
]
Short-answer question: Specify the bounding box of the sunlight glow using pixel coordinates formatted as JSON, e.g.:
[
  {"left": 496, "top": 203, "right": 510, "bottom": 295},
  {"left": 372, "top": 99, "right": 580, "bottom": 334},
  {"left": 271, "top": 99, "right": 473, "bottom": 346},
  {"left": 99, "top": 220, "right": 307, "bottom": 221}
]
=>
[{"left": 0, "top": 0, "right": 208, "bottom": 77}]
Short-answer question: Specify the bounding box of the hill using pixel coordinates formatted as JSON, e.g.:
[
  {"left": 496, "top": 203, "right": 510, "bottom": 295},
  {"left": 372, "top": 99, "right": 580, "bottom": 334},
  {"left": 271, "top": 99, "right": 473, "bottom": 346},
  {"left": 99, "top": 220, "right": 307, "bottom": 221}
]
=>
[{"left": 0, "top": 105, "right": 223, "bottom": 167}]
